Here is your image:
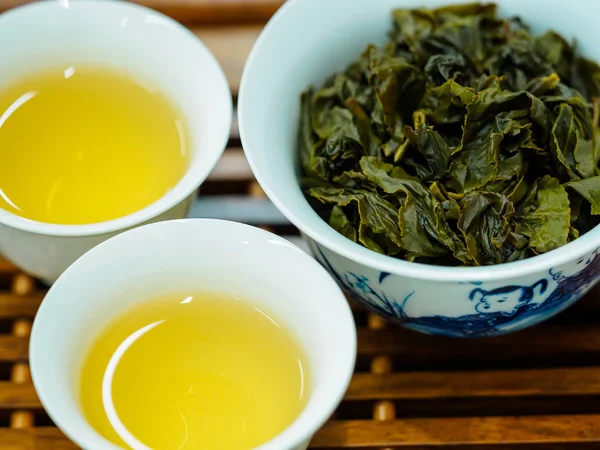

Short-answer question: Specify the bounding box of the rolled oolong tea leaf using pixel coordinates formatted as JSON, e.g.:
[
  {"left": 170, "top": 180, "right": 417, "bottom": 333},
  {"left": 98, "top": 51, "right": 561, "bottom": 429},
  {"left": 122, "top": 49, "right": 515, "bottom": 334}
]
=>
[{"left": 299, "top": 2, "right": 600, "bottom": 266}]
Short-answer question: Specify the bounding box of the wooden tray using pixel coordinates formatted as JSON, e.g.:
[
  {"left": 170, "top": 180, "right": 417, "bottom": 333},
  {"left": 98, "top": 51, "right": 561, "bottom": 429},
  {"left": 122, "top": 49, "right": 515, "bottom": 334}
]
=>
[{"left": 2, "top": 1, "right": 600, "bottom": 448}]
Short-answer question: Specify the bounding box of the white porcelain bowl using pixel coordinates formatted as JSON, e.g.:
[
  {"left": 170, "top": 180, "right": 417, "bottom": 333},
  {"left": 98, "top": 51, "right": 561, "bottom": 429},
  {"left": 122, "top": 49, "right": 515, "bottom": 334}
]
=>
[
  {"left": 30, "top": 219, "right": 356, "bottom": 450},
  {"left": 0, "top": 0, "right": 232, "bottom": 284},
  {"left": 239, "top": 0, "right": 600, "bottom": 337}
]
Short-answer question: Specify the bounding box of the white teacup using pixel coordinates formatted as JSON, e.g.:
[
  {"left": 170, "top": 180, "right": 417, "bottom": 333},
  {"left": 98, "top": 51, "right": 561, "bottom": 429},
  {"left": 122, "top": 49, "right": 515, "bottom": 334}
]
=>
[
  {"left": 0, "top": 0, "right": 232, "bottom": 284},
  {"left": 30, "top": 219, "right": 357, "bottom": 450}
]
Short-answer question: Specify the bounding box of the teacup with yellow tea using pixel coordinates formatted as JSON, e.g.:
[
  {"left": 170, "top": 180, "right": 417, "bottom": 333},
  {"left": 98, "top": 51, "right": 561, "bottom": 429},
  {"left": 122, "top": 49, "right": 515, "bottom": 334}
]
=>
[
  {"left": 0, "top": 0, "right": 232, "bottom": 283},
  {"left": 30, "top": 219, "right": 356, "bottom": 450},
  {"left": 80, "top": 291, "right": 310, "bottom": 449}
]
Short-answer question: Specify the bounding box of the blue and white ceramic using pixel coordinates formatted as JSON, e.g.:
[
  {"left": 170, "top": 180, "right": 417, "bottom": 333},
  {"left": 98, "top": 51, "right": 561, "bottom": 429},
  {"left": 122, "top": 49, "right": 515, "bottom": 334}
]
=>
[
  {"left": 239, "top": 0, "right": 600, "bottom": 336},
  {"left": 307, "top": 239, "right": 600, "bottom": 337}
]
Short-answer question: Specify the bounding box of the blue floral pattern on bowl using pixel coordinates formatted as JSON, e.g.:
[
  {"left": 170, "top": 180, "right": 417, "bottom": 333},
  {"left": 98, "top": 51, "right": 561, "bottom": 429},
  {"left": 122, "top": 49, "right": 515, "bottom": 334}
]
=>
[{"left": 308, "top": 239, "right": 600, "bottom": 337}]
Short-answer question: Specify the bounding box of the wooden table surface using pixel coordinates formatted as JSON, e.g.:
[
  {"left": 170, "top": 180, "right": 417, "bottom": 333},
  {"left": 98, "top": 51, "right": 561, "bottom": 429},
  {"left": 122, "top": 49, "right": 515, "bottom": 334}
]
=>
[{"left": 2, "top": 1, "right": 600, "bottom": 449}]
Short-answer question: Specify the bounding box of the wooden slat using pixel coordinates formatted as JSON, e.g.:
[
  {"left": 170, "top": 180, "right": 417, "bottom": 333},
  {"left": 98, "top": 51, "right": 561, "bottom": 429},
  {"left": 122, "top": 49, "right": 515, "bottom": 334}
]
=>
[
  {"left": 193, "top": 26, "right": 261, "bottom": 95},
  {"left": 0, "top": 0, "right": 281, "bottom": 25},
  {"left": 0, "top": 382, "right": 38, "bottom": 409},
  {"left": 0, "top": 427, "right": 77, "bottom": 450},
  {"left": 357, "top": 323, "right": 600, "bottom": 364},
  {"left": 1, "top": 417, "right": 600, "bottom": 450},
  {"left": 346, "top": 367, "right": 600, "bottom": 401},
  {"left": 0, "top": 258, "right": 16, "bottom": 275},
  {"left": 132, "top": 0, "right": 282, "bottom": 25},
  {"left": 0, "top": 293, "right": 44, "bottom": 319},
  {"left": 311, "top": 415, "right": 600, "bottom": 448},
  {"left": 0, "top": 336, "right": 27, "bottom": 362}
]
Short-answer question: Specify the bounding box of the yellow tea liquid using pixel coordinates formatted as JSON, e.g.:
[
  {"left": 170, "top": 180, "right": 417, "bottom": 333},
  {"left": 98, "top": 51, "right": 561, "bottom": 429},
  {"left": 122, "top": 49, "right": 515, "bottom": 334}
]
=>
[
  {"left": 0, "top": 66, "right": 189, "bottom": 224},
  {"left": 80, "top": 292, "right": 310, "bottom": 450}
]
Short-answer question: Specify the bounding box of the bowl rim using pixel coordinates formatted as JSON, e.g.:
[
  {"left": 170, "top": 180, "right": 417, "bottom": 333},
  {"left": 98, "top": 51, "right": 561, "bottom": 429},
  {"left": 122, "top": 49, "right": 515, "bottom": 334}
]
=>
[
  {"left": 30, "top": 218, "right": 357, "bottom": 450},
  {"left": 239, "top": 0, "right": 600, "bottom": 283},
  {"left": 0, "top": 0, "right": 232, "bottom": 238}
]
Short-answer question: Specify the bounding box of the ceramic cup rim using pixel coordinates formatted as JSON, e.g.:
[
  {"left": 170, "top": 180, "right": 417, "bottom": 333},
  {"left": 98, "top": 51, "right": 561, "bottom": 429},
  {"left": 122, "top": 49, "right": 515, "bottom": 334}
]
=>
[
  {"left": 239, "top": 0, "right": 600, "bottom": 283},
  {"left": 0, "top": 0, "right": 232, "bottom": 238},
  {"left": 29, "top": 219, "right": 357, "bottom": 450}
]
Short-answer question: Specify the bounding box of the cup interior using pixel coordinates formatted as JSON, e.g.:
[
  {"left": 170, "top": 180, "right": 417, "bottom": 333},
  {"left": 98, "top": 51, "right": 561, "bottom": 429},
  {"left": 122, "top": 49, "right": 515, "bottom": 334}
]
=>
[
  {"left": 239, "top": 0, "right": 600, "bottom": 280},
  {"left": 0, "top": 0, "right": 232, "bottom": 234},
  {"left": 30, "top": 219, "right": 356, "bottom": 449}
]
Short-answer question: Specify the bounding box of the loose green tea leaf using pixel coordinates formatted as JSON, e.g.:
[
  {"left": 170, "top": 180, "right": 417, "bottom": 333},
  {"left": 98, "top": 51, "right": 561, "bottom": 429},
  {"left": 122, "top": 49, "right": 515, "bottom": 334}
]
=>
[
  {"left": 566, "top": 176, "right": 600, "bottom": 215},
  {"left": 515, "top": 176, "right": 571, "bottom": 253},
  {"left": 299, "top": 3, "right": 600, "bottom": 266}
]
